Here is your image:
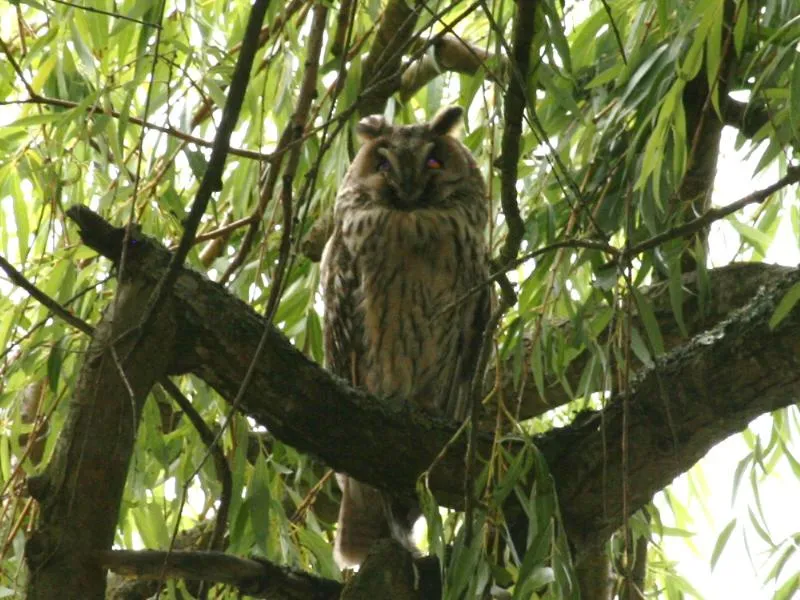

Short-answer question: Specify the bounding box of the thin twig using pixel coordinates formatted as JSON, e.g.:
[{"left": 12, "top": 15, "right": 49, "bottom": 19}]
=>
[
  {"left": 160, "top": 379, "right": 232, "bottom": 555},
  {"left": 291, "top": 2, "right": 359, "bottom": 260},
  {"left": 264, "top": 5, "right": 328, "bottom": 322},
  {"left": 330, "top": 0, "right": 355, "bottom": 57},
  {"left": 49, "top": 0, "right": 162, "bottom": 28},
  {"left": 0, "top": 35, "right": 35, "bottom": 96},
  {"left": 480, "top": 1, "right": 604, "bottom": 241},
  {"left": 220, "top": 126, "right": 292, "bottom": 284},
  {"left": 600, "top": 0, "right": 627, "bottom": 65},
  {"left": 1, "top": 97, "right": 268, "bottom": 162},
  {"left": 0, "top": 255, "right": 93, "bottom": 336},
  {"left": 626, "top": 165, "right": 800, "bottom": 257},
  {"left": 464, "top": 301, "right": 509, "bottom": 543},
  {"left": 290, "top": 469, "right": 334, "bottom": 524},
  {"left": 118, "top": 0, "right": 168, "bottom": 344},
  {"left": 169, "top": 215, "right": 256, "bottom": 250}
]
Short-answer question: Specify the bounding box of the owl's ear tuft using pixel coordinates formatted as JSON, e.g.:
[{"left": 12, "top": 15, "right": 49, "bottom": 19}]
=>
[
  {"left": 356, "top": 115, "right": 389, "bottom": 141},
  {"left": 430, "top": 106, "right": 464, "bottom": 137}
]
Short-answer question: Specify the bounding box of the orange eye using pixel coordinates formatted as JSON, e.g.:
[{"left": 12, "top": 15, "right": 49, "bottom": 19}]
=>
[{"left": 426, "top": 157, "right": 442, "bottom": 169}]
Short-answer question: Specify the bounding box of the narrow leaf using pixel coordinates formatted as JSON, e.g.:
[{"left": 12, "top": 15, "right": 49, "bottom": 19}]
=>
[
  {"left": 632, "top": 288, "right": 665, "bottom": 356},
  {"left": 791, "top": 52, "right": 800, "bottom": 140},
  {"left": 710, "top": 519, "right": 736, "bottom": 570},
  {"left": 769, "top": 281, "right": 800, "bottom": 330}
]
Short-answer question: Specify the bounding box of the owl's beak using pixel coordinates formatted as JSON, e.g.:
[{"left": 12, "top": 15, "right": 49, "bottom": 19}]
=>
[
  {"left": 380, "top": 149, "right": 427, "bottom": 209},
  {"left": 387, "top": 184, "right": 424, "bottom": 210},
  {"left": 385, "top": 171, "right": 422, "bottom": 209},
  {"left": 399, "top": 179, "right": 424, "bottom": 207}
]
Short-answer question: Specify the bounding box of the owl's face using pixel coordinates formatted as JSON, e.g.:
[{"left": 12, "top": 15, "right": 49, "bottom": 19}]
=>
[{"left": 343, "top": 106, "right": 483, "bottom": 211}]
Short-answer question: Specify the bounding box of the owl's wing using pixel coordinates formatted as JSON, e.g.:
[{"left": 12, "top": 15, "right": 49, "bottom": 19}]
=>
[
  {"left": 446, "top": 280, "right": 492, "bottom": 421},
  {"left": 321, "top": 227, "right": 390, "bottom": 568},
  {"left": 321, "top": 228, "right": 361, "bottom": 383}
]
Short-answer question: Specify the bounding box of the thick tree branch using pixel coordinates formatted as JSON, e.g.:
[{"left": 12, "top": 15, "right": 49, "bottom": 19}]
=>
[
  {"left": 722, "top": 96, "right": 771, "bottom": 139},
  {"left": 358, "top": 0, "right": 422, "bottom": 116},
  {"left": 25, "top": 271, "right": 177, "bottom": 598},
  {"left": 543, "top": 264, "right": 800, "bottom": 552},
  {"left": 399, "top": 33, "right": 500, "bottom": 100},
  {"left": 67, "top": 207, "right": 800, "bottom": 562},
  {"left": 100, "top": 550, "right": 342, "bottom": 600}
]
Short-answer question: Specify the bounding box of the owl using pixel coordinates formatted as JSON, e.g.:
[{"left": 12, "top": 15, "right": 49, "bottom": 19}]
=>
[{"left": 320, "top": 106, "right": 490, "bottom": 568}]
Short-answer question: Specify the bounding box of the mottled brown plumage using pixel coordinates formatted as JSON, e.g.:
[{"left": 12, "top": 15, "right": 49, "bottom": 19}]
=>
[{"left": 321, "top": 106, "right": 490, "bottom": 568}]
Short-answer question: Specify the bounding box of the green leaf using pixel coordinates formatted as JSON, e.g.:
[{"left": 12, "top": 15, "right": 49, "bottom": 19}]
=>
[
  {"left": 747, "top": 507, "right": 775, "bottom": 549},
  {"left": 297, "top": 528, "right": 338, "bottom": 578},
  {"left": 769, "top": 281, "right": 800, "bottom": 329},
  {"left": 132, "top": 502, "right": 170, "bottom": 549},
  {"left": 13, "top": 187, "right": 29, "bottom": 262},
  {"left": 668, "top": 257, "right": 688, "bottom": 337},
  {"left": 629, "top": 325, "right": 654, "bottom": 368},
  {"left": 727, "top": 217, "right": 772, "bottom": 255},
  {"left": 766, "top": 544, "right": 797, "bottom": 583},
  {"left": 417, "top": 476, "right": 444, "bottom": 565},
  {"left": 790, "top": 52, "right": 800, "bottom": 141},
  {"left": 733, "top": 0, "right": 748, "bottom": 56},
  {"left": 248, "top": 452, "right": 272, "bottom": 555},
  {"left": 3, "top": 111, "right": 70, "bottom": 128},
  {"left": 774, "top": 572, "right": 800, "bottom": 600},
  {"left": 69, "top": 18, "right": 97, "bottom": 78},
  {"left": 632, "top": 288, "right": 665, "bottom": 356},
  {"left": 710, "top": 518, "right": 736, "bottom": 570},
  {"left": 730, "top": 453, "right": 751, "bottom": 504},
  {"left": 530, "top": 336, "right": 546, "bottom": 402},
  {"left": 586, "top": 63, "right": 624, "bottom": 89},
  {"left": 0, "top": 435, "right": 10, "bottom": 482}
]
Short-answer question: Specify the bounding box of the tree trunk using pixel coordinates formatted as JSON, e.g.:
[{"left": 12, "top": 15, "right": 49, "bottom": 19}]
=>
[{"left": 26, "top": 275, "right": 177, "bottom": 598}]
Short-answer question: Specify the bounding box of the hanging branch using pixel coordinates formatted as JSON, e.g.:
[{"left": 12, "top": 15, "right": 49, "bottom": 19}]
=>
[
  {"left": 358, "top": 0, "right": 422, "bottom": 116},
  {"left": 497, "top": 0, "right": 536, "bottom": 269}
]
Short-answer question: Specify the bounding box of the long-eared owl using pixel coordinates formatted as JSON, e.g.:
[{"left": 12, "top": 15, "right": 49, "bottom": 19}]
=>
[{"left": 320, "top": 106, "right": 490, "bottom": 568}]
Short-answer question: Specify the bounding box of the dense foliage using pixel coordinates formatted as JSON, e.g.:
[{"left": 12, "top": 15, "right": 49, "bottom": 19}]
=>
[{"left": 1, "top": 0, "right": 799, "bottom": 598}]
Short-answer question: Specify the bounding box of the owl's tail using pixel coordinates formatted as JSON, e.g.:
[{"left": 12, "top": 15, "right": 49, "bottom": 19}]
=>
[
  {"left": 334, "top": 474, "right": 420, "bottom": 568},
  {"left": 334, "top": 475, "right": 387, "bottom": 568}
]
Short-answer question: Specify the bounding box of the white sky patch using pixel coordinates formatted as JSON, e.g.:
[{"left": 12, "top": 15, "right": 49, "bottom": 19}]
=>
[
  {"left": 654, "top": 124, "right": 800, "bottom": 597},
  {"left": 708, "top": 126, "right": 798, "bottom": 267}
]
